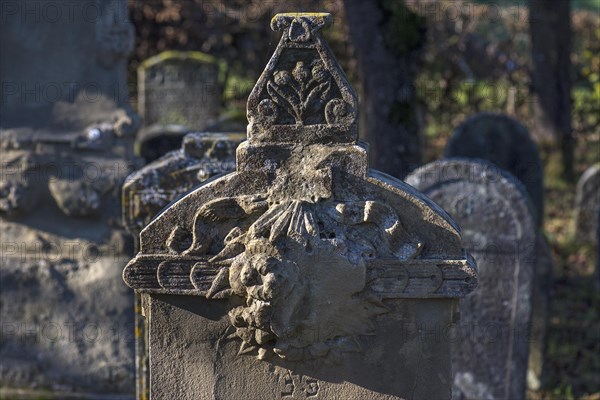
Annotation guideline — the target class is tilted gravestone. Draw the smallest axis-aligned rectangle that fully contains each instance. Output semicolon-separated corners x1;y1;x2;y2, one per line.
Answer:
138;51;221;130
574;164;600;245
123;131;244;398
0;0;138;396
407;159;538;400
123;13;478;399
445;113;544;226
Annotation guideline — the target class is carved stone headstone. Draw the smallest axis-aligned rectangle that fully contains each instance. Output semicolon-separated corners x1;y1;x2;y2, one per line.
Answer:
0;0;137;396
123;13;477;399
407;159;537;400
445;113;544;225
574;164;600;244
138;51;221;130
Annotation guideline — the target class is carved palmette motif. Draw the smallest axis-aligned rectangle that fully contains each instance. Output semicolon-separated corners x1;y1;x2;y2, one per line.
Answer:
123;13;477;362
246;13;358;144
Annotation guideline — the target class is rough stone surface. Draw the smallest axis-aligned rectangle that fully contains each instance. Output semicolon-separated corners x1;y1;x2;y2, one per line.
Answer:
445;113;544;225
574;164;600;244
123;132;245;249
0;0;137;395
124;13;477;399
406;159;537;400
138;51;221;130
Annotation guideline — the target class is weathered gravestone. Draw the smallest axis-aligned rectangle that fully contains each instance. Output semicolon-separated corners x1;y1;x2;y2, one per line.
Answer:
123;131;244;399
445;113;544;225
574;164;600;244
406;159;538;400
0;0;138;396
135;51;227;163
123;13;478;399
123;131;245;249
138;51;221;130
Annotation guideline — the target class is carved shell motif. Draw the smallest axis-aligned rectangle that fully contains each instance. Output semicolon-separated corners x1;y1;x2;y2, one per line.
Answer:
181;190;423;361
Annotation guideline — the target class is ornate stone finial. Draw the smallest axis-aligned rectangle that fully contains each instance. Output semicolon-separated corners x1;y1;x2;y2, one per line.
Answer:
247;13;358;144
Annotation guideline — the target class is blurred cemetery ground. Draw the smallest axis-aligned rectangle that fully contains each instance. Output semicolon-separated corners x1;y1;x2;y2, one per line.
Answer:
125;1;599;399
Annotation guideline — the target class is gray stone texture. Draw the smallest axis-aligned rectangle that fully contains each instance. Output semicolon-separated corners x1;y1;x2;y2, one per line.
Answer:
1;0;138;395
123;13;478;399
445;113;544;225
407;159;537;400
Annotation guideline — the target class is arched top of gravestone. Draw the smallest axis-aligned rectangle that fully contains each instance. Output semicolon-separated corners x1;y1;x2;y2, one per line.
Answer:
124;13;477;363
444;113;544;226
406;158;537;252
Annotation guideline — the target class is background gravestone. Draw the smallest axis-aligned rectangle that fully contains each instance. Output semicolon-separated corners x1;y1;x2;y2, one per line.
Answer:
138;51;221;130
0;0;138;397
135;51;228;162
407;159;537;400
123;13;478;399
123;131;245;249
445;113;544;226
574;164;600;244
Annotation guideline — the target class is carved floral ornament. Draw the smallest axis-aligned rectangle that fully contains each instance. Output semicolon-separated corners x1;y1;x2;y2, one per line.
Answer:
123;13;477;362
246;13;358;144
